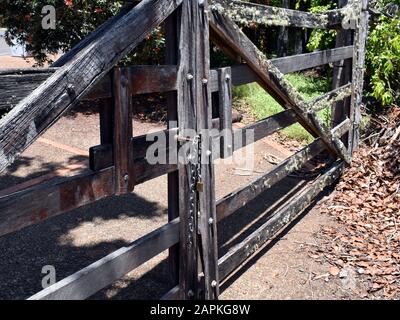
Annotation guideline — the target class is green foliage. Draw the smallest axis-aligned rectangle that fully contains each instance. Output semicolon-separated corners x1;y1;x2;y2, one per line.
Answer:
367;15;400;105
233;72;331;143
306;2;337;51
0;0;122;65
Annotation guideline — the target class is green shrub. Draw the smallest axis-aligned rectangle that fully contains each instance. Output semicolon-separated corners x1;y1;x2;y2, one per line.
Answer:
367;15;400;105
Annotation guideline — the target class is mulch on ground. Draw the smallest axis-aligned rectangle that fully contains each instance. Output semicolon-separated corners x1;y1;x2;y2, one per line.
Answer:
309;106;400;299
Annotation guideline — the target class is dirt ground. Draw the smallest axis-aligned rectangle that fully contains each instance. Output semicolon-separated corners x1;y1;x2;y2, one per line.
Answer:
0;57;365;300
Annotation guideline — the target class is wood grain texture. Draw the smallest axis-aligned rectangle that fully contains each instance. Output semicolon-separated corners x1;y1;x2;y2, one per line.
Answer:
209;10;351;163
112;68;135;195
0;45;353;111
0;0;182;173
218;161;345;280
29;219;180;300
216;139;325;221
308;83;353;113
218;67;233;159
211;0;346;29
349;0;369;153
176;0;199;300
271;46;354;74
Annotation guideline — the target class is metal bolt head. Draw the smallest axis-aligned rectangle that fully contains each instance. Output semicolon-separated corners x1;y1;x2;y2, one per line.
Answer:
124;174;129;182
211;280;217;288
187;73;194;81
208;217;214;225
67;84;75;95
202;78;208;84
188;290;194;297
225;74;231;81
206;150;212;157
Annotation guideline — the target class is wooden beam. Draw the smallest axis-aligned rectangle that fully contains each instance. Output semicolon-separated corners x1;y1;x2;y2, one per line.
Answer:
218;161;345;281
194;0;219;300
271;46;354;74
0;71;55;111
160;286;181;300
165;10;180;288
176;0;199;300
349;0;369;153
0;168;114;238
308;83;353;113
0;110;297;238
0;45;353;111
332;118;352;139
210;0;347;29
112;68;135;195
216;138;325;222
29;219;180;300
234;110;297;150
209;10;351;163
0;0;183;173
218;67;233;159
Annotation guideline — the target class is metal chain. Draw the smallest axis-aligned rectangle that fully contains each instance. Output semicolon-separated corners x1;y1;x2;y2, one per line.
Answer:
187;134;201;246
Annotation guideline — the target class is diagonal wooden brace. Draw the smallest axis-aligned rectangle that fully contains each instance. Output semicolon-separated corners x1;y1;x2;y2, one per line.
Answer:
209;10;351;163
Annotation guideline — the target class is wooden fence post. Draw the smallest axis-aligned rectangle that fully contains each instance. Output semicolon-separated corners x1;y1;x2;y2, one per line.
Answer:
112;67;135;195
349;0;369;153
332;0;352;138
177;0;218;300
218;67;233;159
165;10;180;287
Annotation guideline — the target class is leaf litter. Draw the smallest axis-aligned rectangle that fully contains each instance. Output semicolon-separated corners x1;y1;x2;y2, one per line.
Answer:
309;106;400;299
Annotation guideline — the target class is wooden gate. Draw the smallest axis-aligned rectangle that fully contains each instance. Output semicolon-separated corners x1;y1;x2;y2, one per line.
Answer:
0;0;369;300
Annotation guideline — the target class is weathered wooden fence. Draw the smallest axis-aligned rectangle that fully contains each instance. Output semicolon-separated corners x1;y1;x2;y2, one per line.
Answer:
0;0;369;300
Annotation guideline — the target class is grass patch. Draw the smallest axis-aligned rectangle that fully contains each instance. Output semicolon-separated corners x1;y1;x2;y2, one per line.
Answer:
233;72;332;143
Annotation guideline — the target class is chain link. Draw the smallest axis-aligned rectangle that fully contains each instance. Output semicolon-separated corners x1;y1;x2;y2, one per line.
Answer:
187;134;202;246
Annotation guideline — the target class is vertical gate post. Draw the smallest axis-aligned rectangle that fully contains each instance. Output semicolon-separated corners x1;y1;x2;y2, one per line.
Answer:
349;0;369;153
218;67;233;159
165;10;181;287
332;0;353;137
112;67;135;195
177;0;219;300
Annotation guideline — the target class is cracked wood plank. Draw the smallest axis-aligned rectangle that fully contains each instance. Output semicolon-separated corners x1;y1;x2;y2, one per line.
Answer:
209;10;351;163
0;0;182;173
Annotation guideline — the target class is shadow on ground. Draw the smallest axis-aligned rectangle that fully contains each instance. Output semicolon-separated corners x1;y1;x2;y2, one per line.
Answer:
0;151;323;300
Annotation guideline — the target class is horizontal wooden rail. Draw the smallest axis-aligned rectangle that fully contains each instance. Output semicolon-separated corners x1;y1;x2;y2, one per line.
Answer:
332;118;352;139
0;46;353;111
0;110;295;238
210;9;351;163
216;118;351;221
216;139;325;221
218;161;344;280
29;218;180;300
308;83;353;113
0;159;175;238
0;0;183;173
271;46;354;74
211;0;347;29
162;160;346;300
